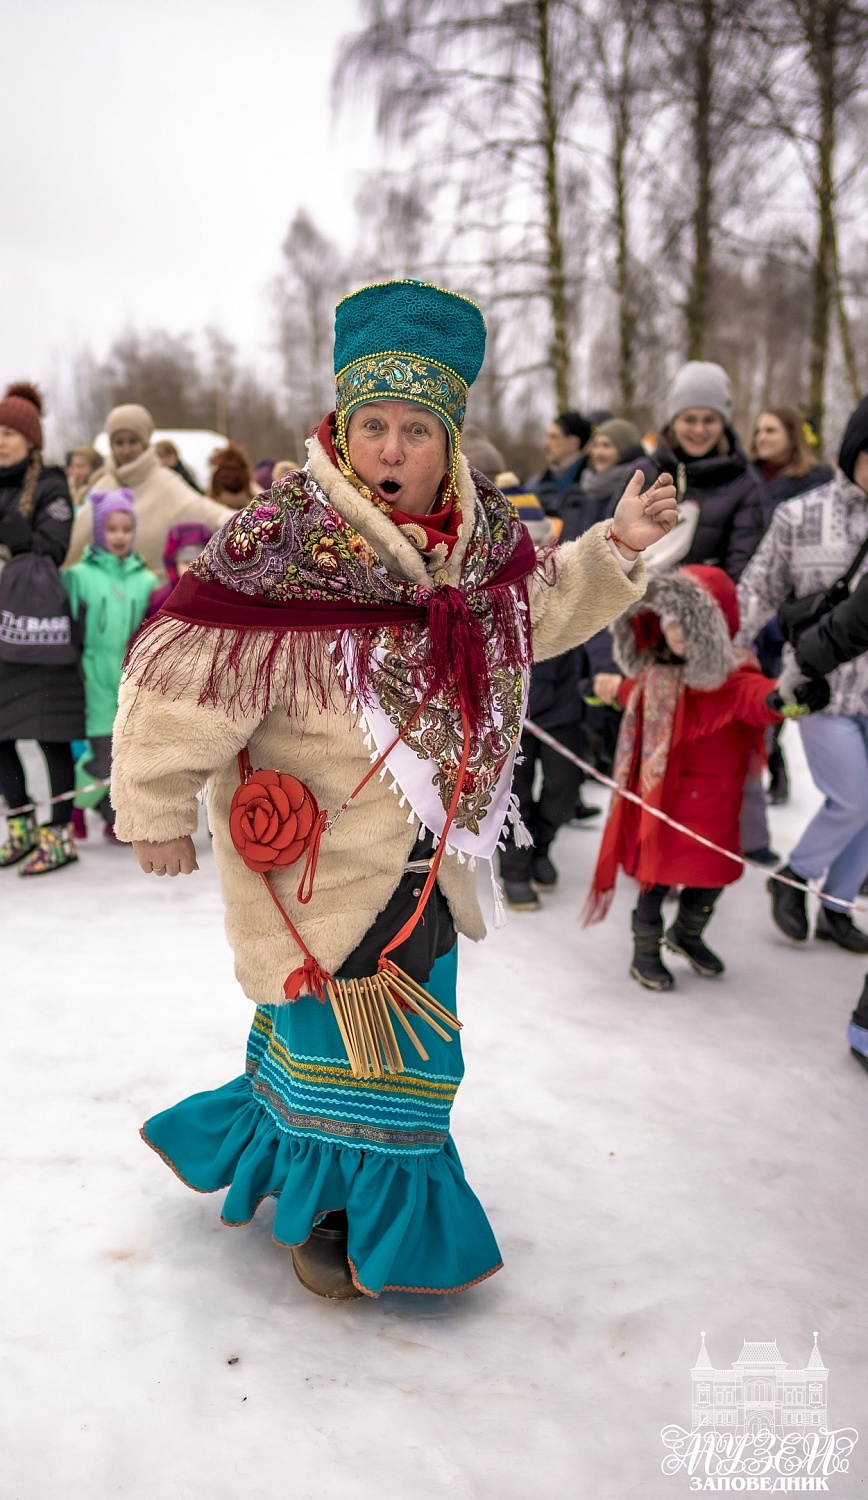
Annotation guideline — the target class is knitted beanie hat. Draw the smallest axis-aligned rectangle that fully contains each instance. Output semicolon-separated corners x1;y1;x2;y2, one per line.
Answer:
460;424;505;479
91;488;136;550
666;362;733;425
0;382;43;449
594;418;644;460
838;396;868;484
105;404;154;446
210;441;252;496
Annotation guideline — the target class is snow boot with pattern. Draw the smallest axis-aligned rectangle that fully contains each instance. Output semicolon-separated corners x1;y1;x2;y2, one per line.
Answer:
0;812;38;868
18;823;78;876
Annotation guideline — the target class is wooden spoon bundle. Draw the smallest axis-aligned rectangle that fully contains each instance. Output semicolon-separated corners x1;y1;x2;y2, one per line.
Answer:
325;960;461;1079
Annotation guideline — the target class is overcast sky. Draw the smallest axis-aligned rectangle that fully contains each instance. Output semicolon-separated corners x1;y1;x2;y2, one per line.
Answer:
4;0;377;403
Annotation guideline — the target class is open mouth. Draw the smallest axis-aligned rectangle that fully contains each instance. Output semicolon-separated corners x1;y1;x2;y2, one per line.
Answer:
376;479;403;501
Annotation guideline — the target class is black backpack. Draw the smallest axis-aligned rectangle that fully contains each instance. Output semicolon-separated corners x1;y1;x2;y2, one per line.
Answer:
0;552;79;665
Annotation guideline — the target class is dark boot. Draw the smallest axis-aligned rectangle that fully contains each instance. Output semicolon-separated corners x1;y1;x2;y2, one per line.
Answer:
665;895;725;977
531;849;558;889
766;744;790;806
290;1211;363;1300
630;917;675;991
815;905;868;954
849;975;868;1074
570;793;601;824
767;864;808;942
504;879;540;911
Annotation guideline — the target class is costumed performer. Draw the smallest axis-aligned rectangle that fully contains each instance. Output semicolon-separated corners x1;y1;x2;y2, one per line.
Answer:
110;280;677;1300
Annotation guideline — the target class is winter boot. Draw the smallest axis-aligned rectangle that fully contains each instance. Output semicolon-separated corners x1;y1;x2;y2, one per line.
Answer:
531;850;558;890
504;879;541;912
630;918;675;991
290;1211;362;1301
766;744;790;806
746;845;781;866
71;807;88;840
665;897;725;977
0;812;38;868
767;864;808;941
849;975;868;1075
18;823;78;877
570;793;601;825
815;904;868;954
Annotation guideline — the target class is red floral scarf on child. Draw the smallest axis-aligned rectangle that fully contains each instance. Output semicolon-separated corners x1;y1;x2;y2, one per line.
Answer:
584;663;684;923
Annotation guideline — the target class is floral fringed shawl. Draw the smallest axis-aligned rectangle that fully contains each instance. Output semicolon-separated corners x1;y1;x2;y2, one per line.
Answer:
123;444;538;837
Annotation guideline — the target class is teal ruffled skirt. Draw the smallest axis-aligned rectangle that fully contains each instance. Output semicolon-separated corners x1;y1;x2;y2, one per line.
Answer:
142;948;502;1295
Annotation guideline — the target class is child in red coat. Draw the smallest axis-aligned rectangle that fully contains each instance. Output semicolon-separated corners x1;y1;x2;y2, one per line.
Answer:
586;565;825;990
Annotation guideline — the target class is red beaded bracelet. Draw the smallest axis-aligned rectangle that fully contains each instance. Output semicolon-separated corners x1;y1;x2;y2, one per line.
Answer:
607;528;645;555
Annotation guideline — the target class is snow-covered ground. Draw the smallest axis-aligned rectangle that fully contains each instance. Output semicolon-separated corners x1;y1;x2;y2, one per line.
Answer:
2;732;866;1499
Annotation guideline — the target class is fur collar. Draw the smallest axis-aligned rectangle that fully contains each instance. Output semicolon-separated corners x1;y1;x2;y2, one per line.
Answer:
305;435;478;587
612;571;736;689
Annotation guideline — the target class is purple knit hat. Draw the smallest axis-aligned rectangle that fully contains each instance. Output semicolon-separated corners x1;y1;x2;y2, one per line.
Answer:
91;488;136;550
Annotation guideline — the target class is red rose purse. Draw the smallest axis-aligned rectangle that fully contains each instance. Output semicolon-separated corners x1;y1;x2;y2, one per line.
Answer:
227;727;468;1081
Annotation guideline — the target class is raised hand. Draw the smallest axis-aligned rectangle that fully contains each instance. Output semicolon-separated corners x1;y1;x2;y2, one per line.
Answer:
610;471;678;557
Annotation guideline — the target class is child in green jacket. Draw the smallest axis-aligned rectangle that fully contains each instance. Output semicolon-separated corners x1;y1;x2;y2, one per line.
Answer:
63;490;158;837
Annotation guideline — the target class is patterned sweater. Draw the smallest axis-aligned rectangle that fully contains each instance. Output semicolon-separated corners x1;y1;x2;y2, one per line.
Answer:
736;473;868;716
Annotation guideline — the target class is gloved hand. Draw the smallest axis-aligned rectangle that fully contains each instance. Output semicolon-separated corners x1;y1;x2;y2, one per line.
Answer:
767;664;830;718
775;656;810;704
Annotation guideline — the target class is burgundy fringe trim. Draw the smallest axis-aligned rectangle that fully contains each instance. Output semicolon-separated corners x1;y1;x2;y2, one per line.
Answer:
123;578;532;727
123;615;360;720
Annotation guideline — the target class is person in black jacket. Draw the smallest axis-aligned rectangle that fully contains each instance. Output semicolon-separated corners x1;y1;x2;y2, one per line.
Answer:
749;406;834;531
525;410;592;526
652;362;765;582
781;537;868;1074
501;410;598;910
0;383;84;874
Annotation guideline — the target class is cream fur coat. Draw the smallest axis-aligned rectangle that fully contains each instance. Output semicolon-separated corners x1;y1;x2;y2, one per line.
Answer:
111;442;645;1003
65;448;232;581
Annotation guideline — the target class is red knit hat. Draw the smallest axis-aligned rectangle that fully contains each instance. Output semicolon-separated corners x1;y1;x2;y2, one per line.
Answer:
0;383;44;450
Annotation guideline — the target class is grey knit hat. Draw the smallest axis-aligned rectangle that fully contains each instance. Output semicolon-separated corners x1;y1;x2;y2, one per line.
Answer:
666;362;732;425
594;418;643;459
460;423;505;480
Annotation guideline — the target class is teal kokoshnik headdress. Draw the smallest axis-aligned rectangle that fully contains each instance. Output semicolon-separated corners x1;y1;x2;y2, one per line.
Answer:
333;279;487;486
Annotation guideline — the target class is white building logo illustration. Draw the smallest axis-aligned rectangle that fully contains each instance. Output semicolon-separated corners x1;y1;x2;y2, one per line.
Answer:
691;1331;827;1439
661;1333;858;1490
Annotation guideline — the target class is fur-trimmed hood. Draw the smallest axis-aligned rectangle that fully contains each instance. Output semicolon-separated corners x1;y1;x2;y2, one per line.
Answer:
612;566;737;689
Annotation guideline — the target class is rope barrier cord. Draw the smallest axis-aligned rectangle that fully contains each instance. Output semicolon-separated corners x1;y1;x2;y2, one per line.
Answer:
1;726;860;916
523;718;862;914
0;779;110;818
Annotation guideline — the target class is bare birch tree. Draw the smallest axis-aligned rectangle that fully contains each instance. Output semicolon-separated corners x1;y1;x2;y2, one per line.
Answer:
337;0;587;410
588;0;657;418
273;209;350;436
649;0;771;361
759;0;868;439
